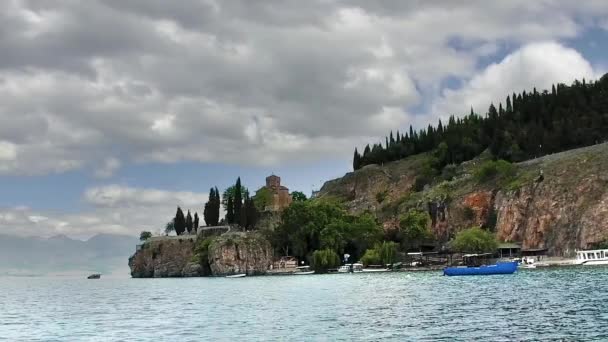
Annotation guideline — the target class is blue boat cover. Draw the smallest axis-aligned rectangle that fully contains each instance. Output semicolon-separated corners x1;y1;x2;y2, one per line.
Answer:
443;261;518;276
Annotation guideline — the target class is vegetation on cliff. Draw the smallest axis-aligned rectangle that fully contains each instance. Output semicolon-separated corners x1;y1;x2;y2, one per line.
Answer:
451;227;498;253
354;74;608;171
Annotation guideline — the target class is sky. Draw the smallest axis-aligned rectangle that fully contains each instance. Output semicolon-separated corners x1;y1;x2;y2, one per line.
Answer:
1;0;608;239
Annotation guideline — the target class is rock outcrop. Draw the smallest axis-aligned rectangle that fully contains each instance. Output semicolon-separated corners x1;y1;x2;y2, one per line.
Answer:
129;232;273;278
317;143;608;256
129;237;200;278
208;232;272;276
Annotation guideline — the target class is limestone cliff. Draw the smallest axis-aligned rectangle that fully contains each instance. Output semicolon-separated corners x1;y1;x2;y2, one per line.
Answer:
317;143;608;257
128;232;272;278
207;232;272;276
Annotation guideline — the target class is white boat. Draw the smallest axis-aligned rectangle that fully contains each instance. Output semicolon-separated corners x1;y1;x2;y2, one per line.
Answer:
338;263;363;273
362;265;390;272
225;273;246;278
293;266;315;275
519;257;537;269
574;249;608;265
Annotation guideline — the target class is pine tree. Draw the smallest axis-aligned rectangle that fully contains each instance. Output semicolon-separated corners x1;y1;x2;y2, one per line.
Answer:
174;207;186;236
234;177;242;225
186;210;193;234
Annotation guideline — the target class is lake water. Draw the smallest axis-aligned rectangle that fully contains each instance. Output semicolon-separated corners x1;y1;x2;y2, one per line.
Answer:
2;266;608;341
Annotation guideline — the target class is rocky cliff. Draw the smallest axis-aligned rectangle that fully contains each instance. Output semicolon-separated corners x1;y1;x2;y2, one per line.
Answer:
317;143;608;256
128;232;273;278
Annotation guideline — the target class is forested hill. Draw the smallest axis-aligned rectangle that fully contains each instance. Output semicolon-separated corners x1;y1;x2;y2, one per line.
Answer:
353;73;608;171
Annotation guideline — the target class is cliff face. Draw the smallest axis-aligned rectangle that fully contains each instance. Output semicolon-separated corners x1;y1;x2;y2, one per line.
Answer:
208;233;272;276
317;143;608;256
128;232;273;278
129;237;202;278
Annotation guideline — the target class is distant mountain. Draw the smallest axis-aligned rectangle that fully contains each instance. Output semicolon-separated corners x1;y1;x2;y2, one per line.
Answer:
0;233;139;276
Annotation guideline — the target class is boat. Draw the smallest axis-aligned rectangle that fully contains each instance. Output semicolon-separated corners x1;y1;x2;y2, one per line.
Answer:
444;261;518;276
574;249;608;265
338;263;364;273
87;274;101;279
293;266;315;275
225;273;246;278
362;265;390;272
519;257;537;269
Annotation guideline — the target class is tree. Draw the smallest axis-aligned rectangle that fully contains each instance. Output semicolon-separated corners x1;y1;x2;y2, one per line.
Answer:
226;196;234;224
139;231;152;241
311;249;340;273
451;227;498;253
253;187;272;211
398;210;432;250
222;185;249;210
204;188;214;226
164;220;175;235
291;191;307;202
234;177;243;225
353;148;361;170
245;197;259;229
193;212;199;233
186;210;193;234
174;207;186;235
212;186;220;225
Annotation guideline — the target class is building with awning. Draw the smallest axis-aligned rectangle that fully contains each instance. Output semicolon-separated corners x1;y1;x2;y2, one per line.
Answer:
497;242;521;258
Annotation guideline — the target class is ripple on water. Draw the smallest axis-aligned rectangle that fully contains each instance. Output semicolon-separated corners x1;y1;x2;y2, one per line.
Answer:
1;267;608;340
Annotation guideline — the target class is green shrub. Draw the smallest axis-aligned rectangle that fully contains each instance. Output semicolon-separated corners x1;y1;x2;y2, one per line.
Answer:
360;248;381;266
311;249;341;273
441;164;458;181
473;160;516;182
451;227;497;253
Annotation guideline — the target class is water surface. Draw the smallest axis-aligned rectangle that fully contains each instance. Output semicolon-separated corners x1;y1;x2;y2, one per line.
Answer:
2;267;608;341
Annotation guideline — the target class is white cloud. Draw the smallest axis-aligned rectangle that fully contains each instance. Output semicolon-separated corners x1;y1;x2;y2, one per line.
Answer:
0;2;607;176
0;185;209;239
94;157;121;178
432;42;598;118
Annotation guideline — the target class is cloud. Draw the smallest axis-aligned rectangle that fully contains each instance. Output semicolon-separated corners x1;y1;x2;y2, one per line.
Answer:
432;42;599;118
0;1;608;175
94;157;121;178
0;185;208;239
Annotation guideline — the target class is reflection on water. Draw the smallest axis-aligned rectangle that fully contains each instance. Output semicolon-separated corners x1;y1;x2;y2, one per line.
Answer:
2;267;608;341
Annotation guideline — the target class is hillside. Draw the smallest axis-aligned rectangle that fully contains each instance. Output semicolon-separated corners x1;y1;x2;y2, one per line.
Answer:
317;143;608;256
0;234;139;276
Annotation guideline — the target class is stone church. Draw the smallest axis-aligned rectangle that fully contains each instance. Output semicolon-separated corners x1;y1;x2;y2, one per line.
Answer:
260;175;292;211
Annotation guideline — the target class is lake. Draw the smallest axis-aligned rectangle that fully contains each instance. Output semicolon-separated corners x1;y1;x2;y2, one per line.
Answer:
2;267;608;341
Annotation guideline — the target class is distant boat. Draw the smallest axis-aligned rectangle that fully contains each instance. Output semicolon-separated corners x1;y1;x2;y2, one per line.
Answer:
444;261;518;276
293;266;315;275
574;249;608;265
362;265;390;272
225;273;246;278
87;274;101;279
338;263;363;273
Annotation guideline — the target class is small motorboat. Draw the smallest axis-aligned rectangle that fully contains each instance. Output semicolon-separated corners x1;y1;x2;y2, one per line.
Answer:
444;261;518;276
293;266;315;275
362;265;390;272
338;263;364;273
225;273;246;278
87;274;101;279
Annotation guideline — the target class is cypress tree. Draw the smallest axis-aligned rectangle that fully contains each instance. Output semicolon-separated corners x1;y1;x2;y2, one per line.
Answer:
193;212;199;233
353;148;361;170
213;186;220;226
234;177;242;225
174;207;186;236
186;210;193;234
204;188;214;226
226;195;234;224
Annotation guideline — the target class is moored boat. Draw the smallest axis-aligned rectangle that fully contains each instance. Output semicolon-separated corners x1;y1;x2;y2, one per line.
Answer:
444;261;518;276
225;273;246;278
87;274;101;279
574;249;608;265
293;266;315;275
362;265;390;272
338;263;363;273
